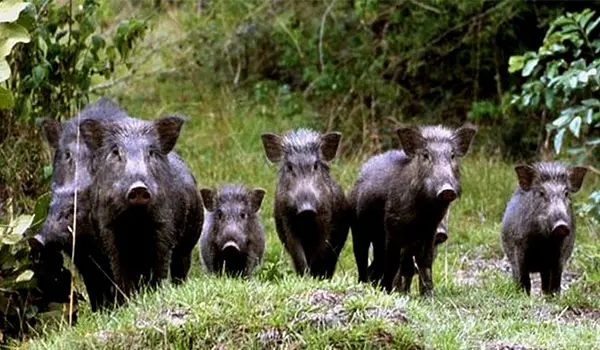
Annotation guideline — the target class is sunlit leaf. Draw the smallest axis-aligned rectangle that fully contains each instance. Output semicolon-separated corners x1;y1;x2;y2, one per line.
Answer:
552;114;571;127
0;1;30;23
578;71;589;83
587;17;600;35
569;116;582;137
0;58;9;82
508;55;525;73
12;214;33;235
0;22;30;58
569;76;578;88
522;58;539;77
1;234;22;245
554;128;566;154
15;270;34;283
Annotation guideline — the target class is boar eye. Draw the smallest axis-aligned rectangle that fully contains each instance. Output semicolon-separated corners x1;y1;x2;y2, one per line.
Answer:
215;209;223;219
111;147;120;159
286;163;293;172
148;149;157;157
450;151;455;160
564;190;569;198
538;189;545;197
422;152;430;161
313;162;319;171
240;212;247;219
64;151;72;161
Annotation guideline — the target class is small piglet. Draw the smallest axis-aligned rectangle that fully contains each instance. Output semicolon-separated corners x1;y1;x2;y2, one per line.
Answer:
501;161;587;295
199;184;266;277
261;128;350;279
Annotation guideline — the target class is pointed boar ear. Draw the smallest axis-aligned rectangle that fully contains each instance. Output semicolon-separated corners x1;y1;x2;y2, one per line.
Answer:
154;115;186;154
396;126;425;157
452;123;477;156
200;188;217;212
261;133;283;163
80;119;106;152
320;132;342;161
567;166;588;193
40;119;62;150
248;188;266;213
514;165;536;191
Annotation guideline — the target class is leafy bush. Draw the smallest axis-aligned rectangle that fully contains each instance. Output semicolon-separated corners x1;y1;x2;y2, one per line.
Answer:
179;0;597;153
509;8;600;220
0;0;148;215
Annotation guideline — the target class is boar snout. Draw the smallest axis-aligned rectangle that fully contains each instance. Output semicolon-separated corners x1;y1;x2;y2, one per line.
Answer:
436;183;457;202
551;220;570;237
127;181;151;206
222;241;241;253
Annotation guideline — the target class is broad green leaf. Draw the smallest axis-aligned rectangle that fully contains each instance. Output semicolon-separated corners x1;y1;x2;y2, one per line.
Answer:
0;1;30;23
586;137;600;146
581;98;600;107
569;116;582;137
12;214;33;235
552;115;571;127
578;70;589;83
0;22;30;58
522;58;539;77
586;108;593;124
508;55;525;73
578;10;595;30
15;270;33;283
554;128;566;154
0;58;9;82
0;85;14;109
569;76;578;88
587;17;600;35
1;233;22;245
32;65;47;87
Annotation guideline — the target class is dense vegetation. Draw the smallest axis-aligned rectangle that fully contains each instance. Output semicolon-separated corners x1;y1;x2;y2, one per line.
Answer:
0;0;598;347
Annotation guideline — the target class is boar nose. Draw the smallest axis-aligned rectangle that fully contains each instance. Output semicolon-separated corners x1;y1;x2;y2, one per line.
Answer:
222;241;241;253
436;184;457;202
126;181;151;206
551;220;570;237
297;202;317;217
28;234;45;249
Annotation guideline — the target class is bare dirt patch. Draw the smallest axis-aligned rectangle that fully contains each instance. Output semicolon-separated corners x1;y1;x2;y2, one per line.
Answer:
555;306;600;324
288;288;409;329
455;255;581;296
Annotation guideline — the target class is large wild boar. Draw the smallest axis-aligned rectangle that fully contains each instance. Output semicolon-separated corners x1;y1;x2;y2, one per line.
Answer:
261;128;350;279
79;114;203;302
501;161;587;295
30;97;127;311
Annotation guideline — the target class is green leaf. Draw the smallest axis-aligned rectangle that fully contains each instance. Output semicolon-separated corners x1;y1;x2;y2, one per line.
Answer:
522;58;539;77
0;1;30;23
12;214;33;235
569;76;578;88
1;233;22;245
508;55;525;73
581;98;600;107
586;137;600;146
32;65;47;87
552;115;571;127
0;22;31;58
554;128;566;154
578;10;595;30
15;270;33;283
586;108;594;124
569;116;582;137
0;58;9;82
0;85;14;109
587;16;600;35
578;70;589;83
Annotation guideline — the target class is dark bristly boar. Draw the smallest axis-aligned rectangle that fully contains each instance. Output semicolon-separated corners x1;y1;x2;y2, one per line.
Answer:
199;184;266;277
79;114;203;301
30;97;127;312
501;161;587;296
261;128;350;279
381;124;477;295
349;149;452;285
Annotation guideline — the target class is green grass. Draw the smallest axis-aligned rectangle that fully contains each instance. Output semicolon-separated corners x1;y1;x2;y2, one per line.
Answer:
18;7;600;350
